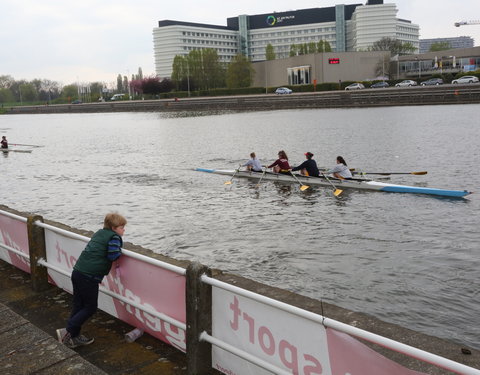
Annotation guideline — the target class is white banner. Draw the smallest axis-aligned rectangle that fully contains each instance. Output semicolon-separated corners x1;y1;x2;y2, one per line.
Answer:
212;286;331;375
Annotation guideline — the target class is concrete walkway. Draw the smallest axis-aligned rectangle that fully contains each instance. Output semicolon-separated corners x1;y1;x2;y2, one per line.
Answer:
0;260;188;375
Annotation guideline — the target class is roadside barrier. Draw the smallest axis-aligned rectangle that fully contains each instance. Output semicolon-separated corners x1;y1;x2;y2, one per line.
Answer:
1;208;479;375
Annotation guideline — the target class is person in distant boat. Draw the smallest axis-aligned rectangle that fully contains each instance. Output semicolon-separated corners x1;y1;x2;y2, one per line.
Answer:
268;150;291;174
1;136;8;149
291;152;319;177
242;152;263;172
326;156;352;179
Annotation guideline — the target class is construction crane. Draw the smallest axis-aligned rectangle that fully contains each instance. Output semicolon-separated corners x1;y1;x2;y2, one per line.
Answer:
454;20;480;27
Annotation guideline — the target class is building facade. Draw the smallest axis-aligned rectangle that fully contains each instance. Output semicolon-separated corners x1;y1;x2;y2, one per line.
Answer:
419;37;474;54
252;51;390;88
153;0;419;78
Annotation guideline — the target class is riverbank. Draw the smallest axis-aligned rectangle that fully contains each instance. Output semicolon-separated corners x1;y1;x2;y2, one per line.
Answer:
3;85;480;115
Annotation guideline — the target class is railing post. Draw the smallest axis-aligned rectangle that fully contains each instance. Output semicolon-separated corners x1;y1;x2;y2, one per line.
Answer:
27;215;50;292
186;262;212;374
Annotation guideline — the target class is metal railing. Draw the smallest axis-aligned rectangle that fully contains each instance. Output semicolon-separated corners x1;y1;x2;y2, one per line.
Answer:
201;274;480;375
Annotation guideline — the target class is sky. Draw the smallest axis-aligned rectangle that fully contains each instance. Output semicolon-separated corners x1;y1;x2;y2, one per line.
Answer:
1;0;479;86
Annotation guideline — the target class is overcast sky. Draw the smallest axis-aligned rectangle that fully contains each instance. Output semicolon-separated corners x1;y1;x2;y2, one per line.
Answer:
1;0;479;86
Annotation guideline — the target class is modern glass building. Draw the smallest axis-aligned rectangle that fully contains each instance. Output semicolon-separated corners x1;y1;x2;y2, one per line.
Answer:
153;0;419;78
419;37;474;54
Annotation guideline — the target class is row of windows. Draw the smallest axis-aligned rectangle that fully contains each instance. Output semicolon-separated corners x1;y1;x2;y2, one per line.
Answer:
183;46;237;54
182;39;236;46
251;35;336;46
182;31;236;39
251;27;336;39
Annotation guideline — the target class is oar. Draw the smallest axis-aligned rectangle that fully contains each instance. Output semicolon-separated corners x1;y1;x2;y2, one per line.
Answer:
353;170;427;176
224;165;241;185
10;143;44;148
255;167;268;188
321;173;343;197
289;171;309;191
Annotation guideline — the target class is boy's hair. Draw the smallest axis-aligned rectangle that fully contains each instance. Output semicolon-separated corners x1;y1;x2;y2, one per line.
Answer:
104;213;127;230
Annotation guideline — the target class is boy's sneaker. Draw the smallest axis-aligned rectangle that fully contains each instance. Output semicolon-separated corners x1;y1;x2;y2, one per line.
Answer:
71;334;95;347
56;328;75;347
56;328;94;348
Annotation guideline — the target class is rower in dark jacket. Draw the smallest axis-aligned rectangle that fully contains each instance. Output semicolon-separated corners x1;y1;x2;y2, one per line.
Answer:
291;152;319;177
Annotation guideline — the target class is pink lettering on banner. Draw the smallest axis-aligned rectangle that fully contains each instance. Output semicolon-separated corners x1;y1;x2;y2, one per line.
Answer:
228;296;324;375
326;328;427;375
0;215;30;273
105;257;187;352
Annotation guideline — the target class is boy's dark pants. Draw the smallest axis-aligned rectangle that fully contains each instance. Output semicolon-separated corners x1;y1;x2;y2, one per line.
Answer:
67;270;100;338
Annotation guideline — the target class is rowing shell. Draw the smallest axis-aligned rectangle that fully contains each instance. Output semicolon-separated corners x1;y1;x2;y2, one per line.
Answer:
195;168;472;198
1;148;33;153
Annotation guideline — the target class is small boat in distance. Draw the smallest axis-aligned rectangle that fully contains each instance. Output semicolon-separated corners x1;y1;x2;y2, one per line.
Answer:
1;148;33;153
195;168;472;198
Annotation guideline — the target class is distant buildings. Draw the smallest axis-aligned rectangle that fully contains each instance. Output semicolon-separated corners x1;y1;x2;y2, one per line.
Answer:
419;37;474;54
153;0;419;78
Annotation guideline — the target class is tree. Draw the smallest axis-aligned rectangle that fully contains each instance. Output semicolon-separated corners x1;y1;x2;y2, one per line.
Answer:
141;77;162;95
226;54;254;88
61;84;79;102
116;74;123;93
171;49;225;91
289;44;298;57
158;78;174;93
429;42;451;52
308;42;317;54
0;88;15;103
266;44;276;60
371;37;415;55
323;41;332;52
0;75;15;89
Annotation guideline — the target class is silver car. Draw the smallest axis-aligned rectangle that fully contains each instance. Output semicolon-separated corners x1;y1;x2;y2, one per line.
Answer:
451;75;479;84
395;80;417;87
345;83;365;90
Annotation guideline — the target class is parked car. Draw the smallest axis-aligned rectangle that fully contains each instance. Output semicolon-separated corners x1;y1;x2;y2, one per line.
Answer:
71;100;82;104
275;87;292;94
395;80;417;87
370;81;390;89
451;75;479;84
344;83;365;90
420;78;443;86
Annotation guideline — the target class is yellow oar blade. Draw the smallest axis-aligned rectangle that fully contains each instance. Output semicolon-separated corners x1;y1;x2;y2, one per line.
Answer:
411;171;428;175
224;181;232;185
300;185;310;191
333;189;343;197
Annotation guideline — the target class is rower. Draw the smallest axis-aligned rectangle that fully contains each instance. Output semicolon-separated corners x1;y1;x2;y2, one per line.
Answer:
326;156;352;179
242;152;263;172
268;150;291;174
1;136;8;149
291;152;319;177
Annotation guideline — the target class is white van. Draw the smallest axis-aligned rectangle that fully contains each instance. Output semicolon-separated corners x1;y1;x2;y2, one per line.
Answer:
110;94;126;101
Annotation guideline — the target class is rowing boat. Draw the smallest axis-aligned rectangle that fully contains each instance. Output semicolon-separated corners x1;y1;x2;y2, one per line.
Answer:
1;148;33;153
195;168;472;198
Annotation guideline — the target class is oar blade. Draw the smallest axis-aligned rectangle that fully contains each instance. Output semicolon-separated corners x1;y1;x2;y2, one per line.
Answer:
333;189;343;197
411;171;428;175
300;185;310;191
224;181;233;185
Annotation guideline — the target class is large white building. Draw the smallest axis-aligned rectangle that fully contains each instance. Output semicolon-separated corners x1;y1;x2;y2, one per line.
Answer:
153;0;419;78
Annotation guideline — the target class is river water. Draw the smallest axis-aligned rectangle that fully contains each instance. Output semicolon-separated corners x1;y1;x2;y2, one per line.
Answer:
1;105;479;349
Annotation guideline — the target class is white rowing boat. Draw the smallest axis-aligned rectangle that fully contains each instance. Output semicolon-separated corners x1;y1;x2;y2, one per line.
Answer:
1;148;33;153
195;168;472;198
